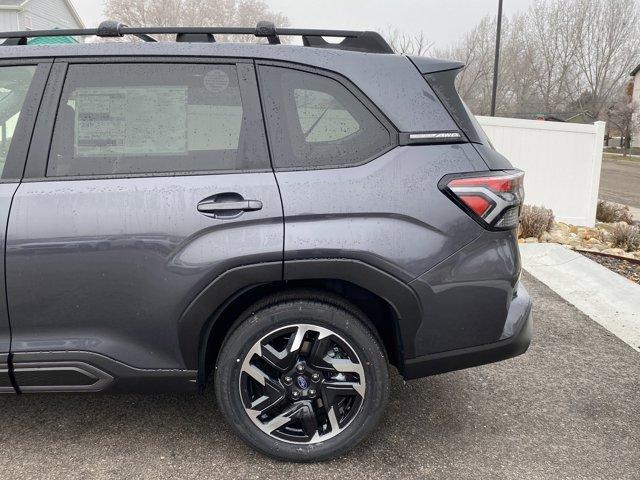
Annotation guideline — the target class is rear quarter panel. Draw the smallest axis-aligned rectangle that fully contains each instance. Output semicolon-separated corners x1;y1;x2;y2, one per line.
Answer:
278;144;484;282
278;144;521;358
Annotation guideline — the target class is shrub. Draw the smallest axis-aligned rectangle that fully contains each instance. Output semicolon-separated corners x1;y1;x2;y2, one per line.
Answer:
519;205;554;239
596;200;633;224
611;223;640;252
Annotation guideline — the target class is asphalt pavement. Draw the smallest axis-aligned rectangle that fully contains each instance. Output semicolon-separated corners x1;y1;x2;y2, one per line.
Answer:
599;157;640;219
0;272;638;479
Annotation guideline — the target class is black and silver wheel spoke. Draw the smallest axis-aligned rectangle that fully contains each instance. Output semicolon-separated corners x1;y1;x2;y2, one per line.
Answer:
247;377;286;413
239;323;366;444
322;381;363;405
307;334;335;370
321;381;364;430
240;344;287;413
300;409;319;440
293;401;319;441
251;402;299;434
259;326;303;371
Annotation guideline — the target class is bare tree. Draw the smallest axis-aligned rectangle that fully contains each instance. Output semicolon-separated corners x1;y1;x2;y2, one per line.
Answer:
572;0;640;118
495;13;540;115
434;16;496;115
605;89;640;155
384;28;433;56
104;0;289;41
524;0;581;112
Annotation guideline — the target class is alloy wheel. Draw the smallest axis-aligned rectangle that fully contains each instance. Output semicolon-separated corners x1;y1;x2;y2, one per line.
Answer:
239;324;366;444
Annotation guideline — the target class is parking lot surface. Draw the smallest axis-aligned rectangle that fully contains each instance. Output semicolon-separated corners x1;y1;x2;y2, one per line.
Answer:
0;272;638;480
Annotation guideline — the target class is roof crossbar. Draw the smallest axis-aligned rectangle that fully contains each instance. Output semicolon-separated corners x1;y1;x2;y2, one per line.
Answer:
0;20;394;53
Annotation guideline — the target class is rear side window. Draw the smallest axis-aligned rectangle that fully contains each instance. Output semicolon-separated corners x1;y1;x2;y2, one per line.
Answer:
0;65;36;176
293;89;360;142
48;63;268;177
258;66;392;170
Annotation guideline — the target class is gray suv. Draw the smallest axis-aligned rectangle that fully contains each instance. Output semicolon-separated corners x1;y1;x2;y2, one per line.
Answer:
0;22;532;462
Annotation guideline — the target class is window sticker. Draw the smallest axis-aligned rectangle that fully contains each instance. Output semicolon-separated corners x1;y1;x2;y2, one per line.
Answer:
203;69;230;93
74;87;188;157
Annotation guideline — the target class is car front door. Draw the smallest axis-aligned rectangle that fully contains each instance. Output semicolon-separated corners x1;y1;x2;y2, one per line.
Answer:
5;59;283;391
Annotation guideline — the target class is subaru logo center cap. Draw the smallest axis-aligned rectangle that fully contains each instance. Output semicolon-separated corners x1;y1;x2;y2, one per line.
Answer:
296;376;309;389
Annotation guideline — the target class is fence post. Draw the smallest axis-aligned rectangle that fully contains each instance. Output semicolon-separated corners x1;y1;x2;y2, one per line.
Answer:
587;121;606;226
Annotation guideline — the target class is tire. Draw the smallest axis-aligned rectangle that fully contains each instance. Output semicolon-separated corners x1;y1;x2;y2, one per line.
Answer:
214;290;390;462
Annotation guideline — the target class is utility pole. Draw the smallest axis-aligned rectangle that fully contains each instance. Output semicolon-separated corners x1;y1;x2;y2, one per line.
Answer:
490;0;503;116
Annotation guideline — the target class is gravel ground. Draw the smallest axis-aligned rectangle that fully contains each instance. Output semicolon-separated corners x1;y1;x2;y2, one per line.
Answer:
580;251;640;284
0;272;638;480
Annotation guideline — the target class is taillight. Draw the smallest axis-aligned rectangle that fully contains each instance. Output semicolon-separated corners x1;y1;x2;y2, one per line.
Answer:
440;170;524;230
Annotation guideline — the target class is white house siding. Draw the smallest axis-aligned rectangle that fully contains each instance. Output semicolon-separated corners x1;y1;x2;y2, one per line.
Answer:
19;0;82;30
0;10;19;31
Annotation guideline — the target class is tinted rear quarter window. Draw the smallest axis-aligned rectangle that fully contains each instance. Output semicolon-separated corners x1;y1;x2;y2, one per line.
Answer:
258;66;392;170
48;63;268;177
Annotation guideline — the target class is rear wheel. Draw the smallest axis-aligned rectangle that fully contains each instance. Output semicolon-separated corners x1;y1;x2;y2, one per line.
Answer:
214;292;389;462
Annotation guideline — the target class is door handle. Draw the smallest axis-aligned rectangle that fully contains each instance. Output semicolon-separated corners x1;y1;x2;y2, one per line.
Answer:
197;199;263;214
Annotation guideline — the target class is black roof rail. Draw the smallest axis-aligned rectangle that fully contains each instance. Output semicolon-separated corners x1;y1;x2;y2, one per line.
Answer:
302;32;393;54
0;20;394;54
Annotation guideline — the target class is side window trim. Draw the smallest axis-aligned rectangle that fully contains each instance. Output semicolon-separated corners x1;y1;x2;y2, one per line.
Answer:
0;60;53;182
255;59;398;172
236;62;271;170
22;57;270;182
23;61;67;180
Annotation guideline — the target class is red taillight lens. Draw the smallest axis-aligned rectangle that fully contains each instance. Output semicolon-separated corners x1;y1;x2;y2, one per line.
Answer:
447;176;516;193
460;195;491;216
442;170;524;230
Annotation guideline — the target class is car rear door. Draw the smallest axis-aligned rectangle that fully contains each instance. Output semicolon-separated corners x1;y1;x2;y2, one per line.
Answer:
0;60;50;392
5;58;283;391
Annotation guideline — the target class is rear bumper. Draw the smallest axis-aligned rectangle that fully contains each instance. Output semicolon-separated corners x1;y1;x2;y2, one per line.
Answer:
402;283;532;380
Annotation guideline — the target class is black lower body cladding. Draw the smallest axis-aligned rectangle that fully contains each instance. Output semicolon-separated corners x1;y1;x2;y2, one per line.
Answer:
403;284;532;379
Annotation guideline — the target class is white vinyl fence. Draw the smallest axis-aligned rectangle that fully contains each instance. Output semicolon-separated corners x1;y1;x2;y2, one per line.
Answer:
476;116;606;227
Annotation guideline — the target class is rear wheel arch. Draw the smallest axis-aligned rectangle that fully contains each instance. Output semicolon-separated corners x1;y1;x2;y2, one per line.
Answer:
180;260;422;388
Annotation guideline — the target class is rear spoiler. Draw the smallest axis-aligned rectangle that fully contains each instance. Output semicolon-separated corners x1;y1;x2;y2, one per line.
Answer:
408;56;464;74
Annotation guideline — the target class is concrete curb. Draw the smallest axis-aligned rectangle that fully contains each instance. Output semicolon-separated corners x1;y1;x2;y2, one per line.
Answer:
520;243;640;352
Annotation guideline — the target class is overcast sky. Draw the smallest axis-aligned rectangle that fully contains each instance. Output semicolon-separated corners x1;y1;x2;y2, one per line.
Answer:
71;0;537;48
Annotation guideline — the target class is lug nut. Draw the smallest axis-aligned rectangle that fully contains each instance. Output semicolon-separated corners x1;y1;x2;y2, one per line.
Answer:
308;389;316;397
296;364;305;373
284;376;292;384
291;390;300;399
311;373;320;381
